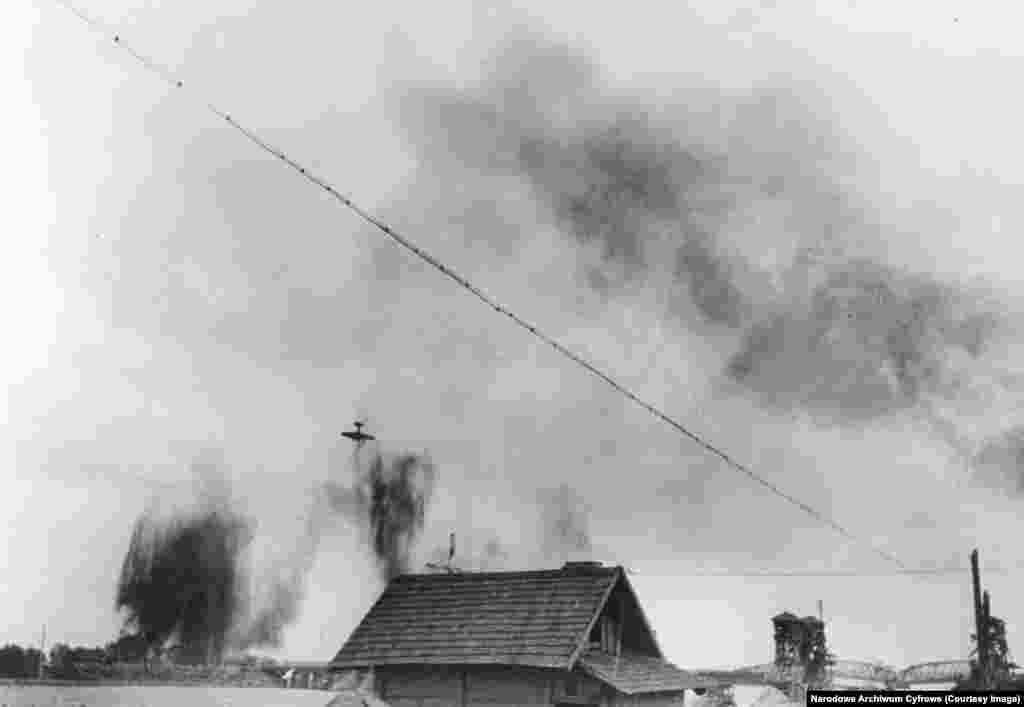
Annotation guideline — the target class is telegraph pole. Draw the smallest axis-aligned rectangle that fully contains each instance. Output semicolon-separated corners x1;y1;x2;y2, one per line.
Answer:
971;549;989;688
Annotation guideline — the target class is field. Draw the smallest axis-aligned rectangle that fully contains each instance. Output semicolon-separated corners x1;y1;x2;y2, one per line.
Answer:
0;685;342;707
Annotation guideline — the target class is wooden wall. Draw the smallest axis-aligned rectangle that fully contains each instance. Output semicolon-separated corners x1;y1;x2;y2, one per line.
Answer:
376;665;457;706
600;694;687;707
375;664;613;707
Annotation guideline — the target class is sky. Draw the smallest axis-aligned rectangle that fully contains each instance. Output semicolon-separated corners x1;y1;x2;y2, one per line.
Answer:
7;0;1024;674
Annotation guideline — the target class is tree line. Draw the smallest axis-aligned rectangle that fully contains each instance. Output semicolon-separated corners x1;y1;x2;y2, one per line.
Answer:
0;633;284;680
0;633;150;679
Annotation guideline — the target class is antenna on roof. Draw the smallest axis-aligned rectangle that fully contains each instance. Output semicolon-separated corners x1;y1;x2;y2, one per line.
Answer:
426;532;461;574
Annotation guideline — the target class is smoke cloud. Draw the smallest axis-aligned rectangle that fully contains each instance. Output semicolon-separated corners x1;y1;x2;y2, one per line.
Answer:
538;483;593;563
727;259;1005;421
115;461;249;664
232;447;435;650
393;30;1012;429
115;445;436;662
322;449;437;582
972;427;1024;498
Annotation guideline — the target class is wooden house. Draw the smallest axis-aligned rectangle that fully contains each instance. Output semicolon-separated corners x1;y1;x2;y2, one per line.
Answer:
330;561;720;706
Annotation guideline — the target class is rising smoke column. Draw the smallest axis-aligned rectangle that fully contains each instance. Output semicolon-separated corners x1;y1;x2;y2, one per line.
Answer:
233;447;438;649
538;483;592;563
420;484;593;573
230;510;321;653
116;471;250;664
323;450;437;581
117;446;439;659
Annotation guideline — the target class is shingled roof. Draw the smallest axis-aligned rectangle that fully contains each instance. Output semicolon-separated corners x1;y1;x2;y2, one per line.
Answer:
578;649;722;694
331;562;623;670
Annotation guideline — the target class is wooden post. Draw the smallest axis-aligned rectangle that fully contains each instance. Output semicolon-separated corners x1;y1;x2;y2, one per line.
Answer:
971;549;988;687
983;591;993;683
460;669;468;707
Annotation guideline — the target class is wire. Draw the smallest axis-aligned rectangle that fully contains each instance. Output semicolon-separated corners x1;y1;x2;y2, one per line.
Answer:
51;0;907;569
666;567;1024;577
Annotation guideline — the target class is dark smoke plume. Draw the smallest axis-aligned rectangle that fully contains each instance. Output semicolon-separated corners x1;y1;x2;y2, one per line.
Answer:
234;447;437;646
727;259;1004;421
323;450;436;581
394;30;1010;425
116;446;437;661
538;484;592;563
115;471;250;664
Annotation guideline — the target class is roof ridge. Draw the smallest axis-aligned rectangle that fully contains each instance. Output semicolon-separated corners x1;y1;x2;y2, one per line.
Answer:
393;565;621;580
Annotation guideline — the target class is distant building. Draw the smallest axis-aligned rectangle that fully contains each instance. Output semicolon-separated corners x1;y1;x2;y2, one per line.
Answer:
330;561;722;706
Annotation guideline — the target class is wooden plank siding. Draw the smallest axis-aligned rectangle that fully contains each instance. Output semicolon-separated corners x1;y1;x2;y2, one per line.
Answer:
377;665;461;706
376;665;612;706
465;667;550;704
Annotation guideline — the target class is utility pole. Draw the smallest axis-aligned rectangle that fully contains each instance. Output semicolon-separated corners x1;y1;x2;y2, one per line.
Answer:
39;625;46;678
971;549;989;688
983;591;996;684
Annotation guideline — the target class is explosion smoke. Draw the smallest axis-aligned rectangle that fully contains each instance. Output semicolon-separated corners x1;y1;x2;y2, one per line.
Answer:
395;31;1010;427
115;470;250;664
210;448;436;651
323;450;436;582
538;483;592;563
116;446;438;661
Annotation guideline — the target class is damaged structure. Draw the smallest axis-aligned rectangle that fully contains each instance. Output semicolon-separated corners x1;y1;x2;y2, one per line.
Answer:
772;612;831;687
330;561;721;706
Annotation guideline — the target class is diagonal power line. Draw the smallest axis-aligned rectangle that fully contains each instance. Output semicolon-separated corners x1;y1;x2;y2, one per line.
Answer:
669;567;1023;578
51;0;906;569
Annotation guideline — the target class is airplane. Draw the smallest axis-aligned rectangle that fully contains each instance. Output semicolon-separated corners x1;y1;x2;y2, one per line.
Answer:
341;421;375;445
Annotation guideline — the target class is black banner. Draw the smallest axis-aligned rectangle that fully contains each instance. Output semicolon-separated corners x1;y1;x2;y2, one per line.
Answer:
806;691;1024;705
